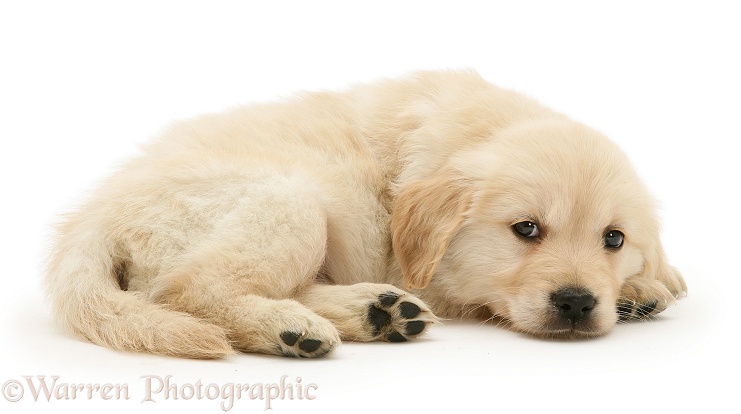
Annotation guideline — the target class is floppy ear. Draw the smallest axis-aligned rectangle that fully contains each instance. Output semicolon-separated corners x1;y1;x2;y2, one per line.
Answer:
391;170;474;290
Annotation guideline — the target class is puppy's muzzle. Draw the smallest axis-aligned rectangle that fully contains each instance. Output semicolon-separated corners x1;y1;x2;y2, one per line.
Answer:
551;287;596;324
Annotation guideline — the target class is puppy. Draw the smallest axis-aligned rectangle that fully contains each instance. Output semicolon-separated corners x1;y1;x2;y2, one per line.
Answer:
45;70;686;358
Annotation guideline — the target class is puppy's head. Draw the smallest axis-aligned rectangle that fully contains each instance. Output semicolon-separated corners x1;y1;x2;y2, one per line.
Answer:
392;120;677;337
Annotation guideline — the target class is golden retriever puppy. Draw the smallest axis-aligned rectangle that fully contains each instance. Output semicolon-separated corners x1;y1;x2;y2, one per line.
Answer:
45;70;686;358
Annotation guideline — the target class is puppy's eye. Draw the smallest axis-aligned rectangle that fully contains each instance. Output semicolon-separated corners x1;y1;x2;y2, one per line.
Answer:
513;221;540;238
604;230;624;249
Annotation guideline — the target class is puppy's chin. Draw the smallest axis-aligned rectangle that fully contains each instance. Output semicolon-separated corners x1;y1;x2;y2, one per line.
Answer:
521;324;610;340
491;304;616;339
510;321;612;340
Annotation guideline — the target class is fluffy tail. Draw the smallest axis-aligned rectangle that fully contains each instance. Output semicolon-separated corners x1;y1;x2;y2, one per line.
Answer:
44;223;233;359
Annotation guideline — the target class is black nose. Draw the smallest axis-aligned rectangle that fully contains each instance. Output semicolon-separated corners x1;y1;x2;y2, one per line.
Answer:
552;288;596;324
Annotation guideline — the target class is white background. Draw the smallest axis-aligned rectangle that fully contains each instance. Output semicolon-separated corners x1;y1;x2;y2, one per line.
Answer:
1;1;739;413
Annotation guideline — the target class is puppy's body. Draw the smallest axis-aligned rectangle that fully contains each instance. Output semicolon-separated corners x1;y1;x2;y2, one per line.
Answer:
46;71;686;358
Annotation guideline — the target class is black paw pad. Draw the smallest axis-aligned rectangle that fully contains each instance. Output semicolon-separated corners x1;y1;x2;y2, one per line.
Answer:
368;304;392;335
635;300;658;317
298;339;322;353
399;301;421;319
378;291;401;307
365;290;432;342
387;331;407;343
616;301;634;321
280;331;301;347
404;320;426;336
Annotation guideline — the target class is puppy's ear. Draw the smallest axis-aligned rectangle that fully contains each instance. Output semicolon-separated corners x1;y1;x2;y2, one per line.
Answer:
391;170;474;290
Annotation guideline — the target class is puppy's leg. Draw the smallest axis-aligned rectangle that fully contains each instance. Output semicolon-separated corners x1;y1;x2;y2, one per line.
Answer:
295;283;439;342
156;278;340;357
151;175;340;357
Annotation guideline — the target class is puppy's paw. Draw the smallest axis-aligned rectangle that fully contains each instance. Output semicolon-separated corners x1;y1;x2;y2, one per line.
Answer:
274;311;340;358
231;300;340;358
365;287;438;342
617;277;676;321
277;327;337;358
296;283;439;343
658;265;687;298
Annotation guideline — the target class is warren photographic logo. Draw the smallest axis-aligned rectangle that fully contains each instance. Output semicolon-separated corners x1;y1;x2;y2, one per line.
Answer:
2;375;316;411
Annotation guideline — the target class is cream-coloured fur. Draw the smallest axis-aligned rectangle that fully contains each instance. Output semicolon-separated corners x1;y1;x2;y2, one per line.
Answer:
45;70;686;358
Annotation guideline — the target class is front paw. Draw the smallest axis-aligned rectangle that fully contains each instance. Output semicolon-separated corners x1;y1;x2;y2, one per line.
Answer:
617;277;678;321
658;265;687;298
366;289;438;342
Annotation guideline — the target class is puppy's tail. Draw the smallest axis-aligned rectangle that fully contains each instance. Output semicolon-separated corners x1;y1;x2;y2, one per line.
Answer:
44;222;233;359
